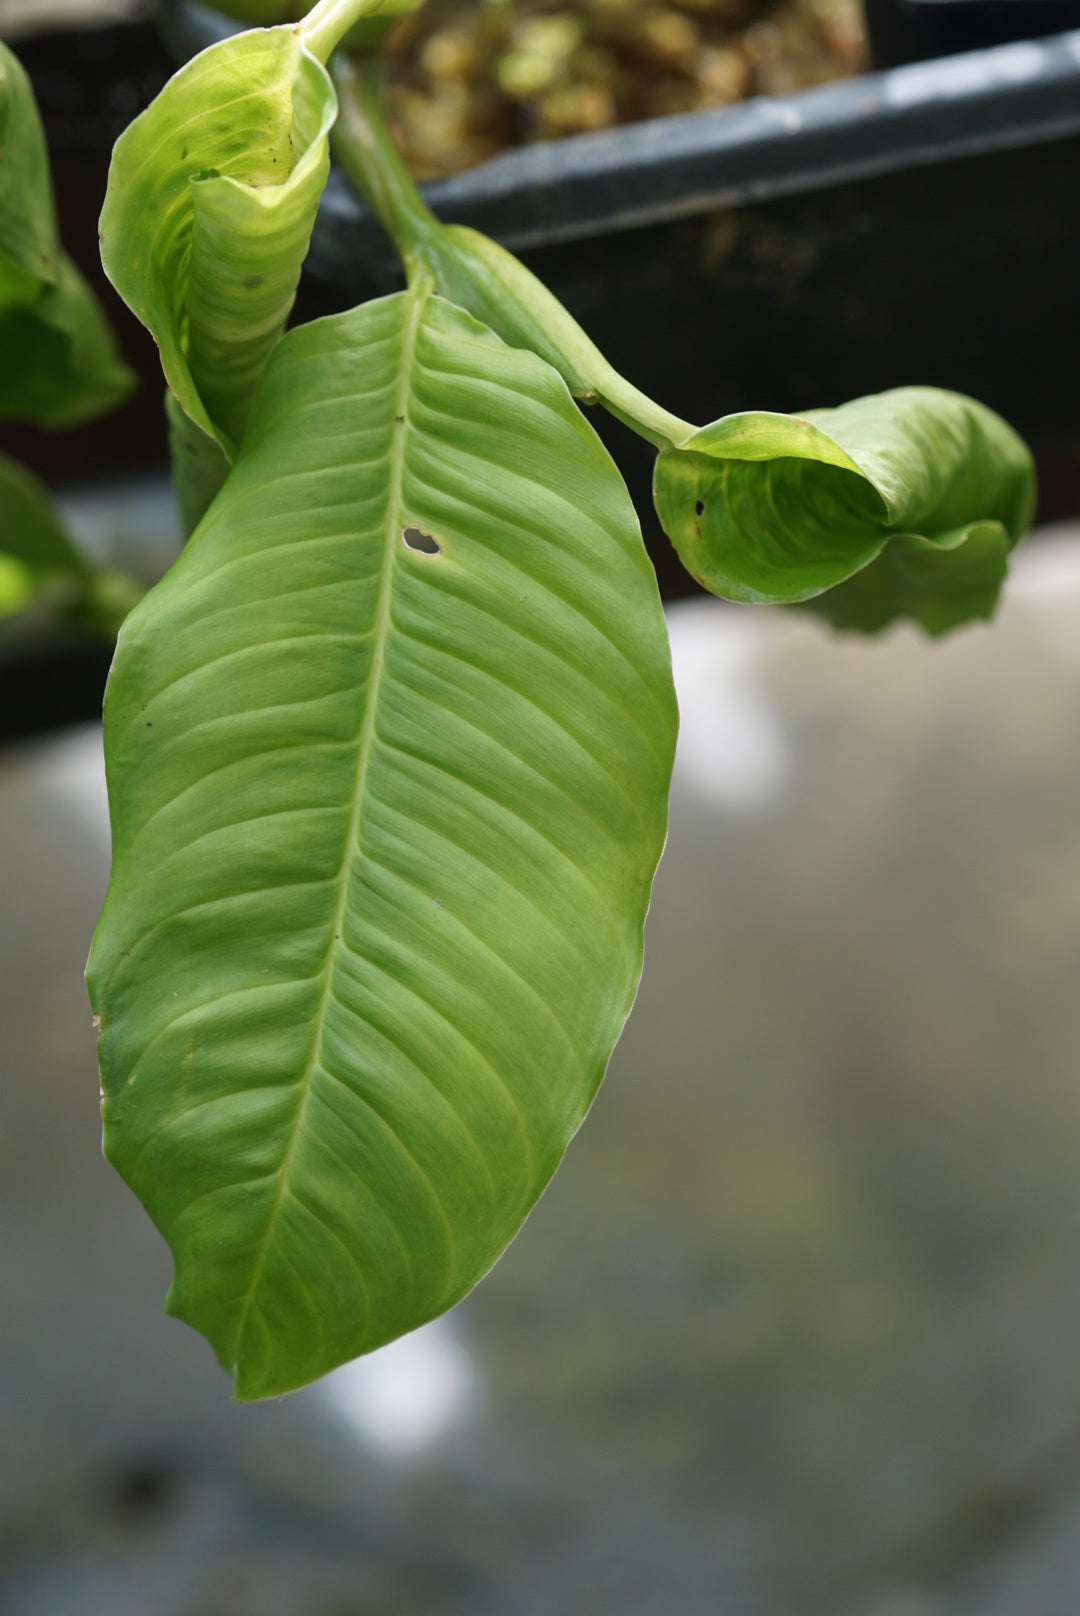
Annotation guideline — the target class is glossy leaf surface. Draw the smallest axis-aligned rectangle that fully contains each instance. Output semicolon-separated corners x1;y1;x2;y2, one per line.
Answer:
99;26;336;455
88;289;677;1400
653;388;1034;629
0;42;134;425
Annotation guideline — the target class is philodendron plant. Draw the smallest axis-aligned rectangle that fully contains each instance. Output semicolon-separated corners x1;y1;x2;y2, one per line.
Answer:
73;0;1034;1399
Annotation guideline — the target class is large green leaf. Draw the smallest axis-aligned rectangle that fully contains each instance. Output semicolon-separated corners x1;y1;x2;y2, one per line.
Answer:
0;42;135;425
653;388;1035;630
87;287;677;1400
99;25;336;457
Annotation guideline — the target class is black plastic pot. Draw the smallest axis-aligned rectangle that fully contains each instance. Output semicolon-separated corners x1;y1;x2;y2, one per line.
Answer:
173;3;1080;267
866;0;1080;67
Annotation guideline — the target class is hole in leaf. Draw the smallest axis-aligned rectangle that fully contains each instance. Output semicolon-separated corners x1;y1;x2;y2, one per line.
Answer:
402;527;441;556
695;500;705;516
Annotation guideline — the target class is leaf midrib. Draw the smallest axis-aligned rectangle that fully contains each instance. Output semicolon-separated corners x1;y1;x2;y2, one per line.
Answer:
227;284;428;1370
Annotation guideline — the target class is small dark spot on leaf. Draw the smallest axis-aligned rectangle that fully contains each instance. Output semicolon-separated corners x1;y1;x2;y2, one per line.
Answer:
394;414;405;424
403;527;441;556
146;721;152;728
695;500;704;516
243;273;264;289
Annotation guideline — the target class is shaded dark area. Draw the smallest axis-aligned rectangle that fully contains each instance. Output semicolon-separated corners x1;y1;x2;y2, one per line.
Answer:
0;629;114;744
866;0;1080;67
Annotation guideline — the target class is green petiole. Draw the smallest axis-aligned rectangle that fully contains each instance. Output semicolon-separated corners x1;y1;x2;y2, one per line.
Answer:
298;0;407;63
331;54;698;452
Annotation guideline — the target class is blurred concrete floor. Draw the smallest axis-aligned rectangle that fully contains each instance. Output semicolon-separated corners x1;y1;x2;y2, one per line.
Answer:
4;525;1080;1616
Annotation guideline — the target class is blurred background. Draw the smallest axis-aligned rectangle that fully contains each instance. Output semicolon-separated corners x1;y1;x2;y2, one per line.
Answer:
3;1;1080;1611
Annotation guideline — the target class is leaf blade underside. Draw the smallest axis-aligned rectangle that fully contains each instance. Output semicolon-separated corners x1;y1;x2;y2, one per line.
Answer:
88;290;677;1401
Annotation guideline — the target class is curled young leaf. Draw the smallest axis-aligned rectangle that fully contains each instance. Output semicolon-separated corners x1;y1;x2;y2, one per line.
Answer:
0;42;135;425
653;387;1035;631
87;287;677;1400
99;26;337;457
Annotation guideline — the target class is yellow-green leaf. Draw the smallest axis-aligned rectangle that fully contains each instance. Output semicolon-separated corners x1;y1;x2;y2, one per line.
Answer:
88;289;677;1399
654;387;1035;633
99;26;336;457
